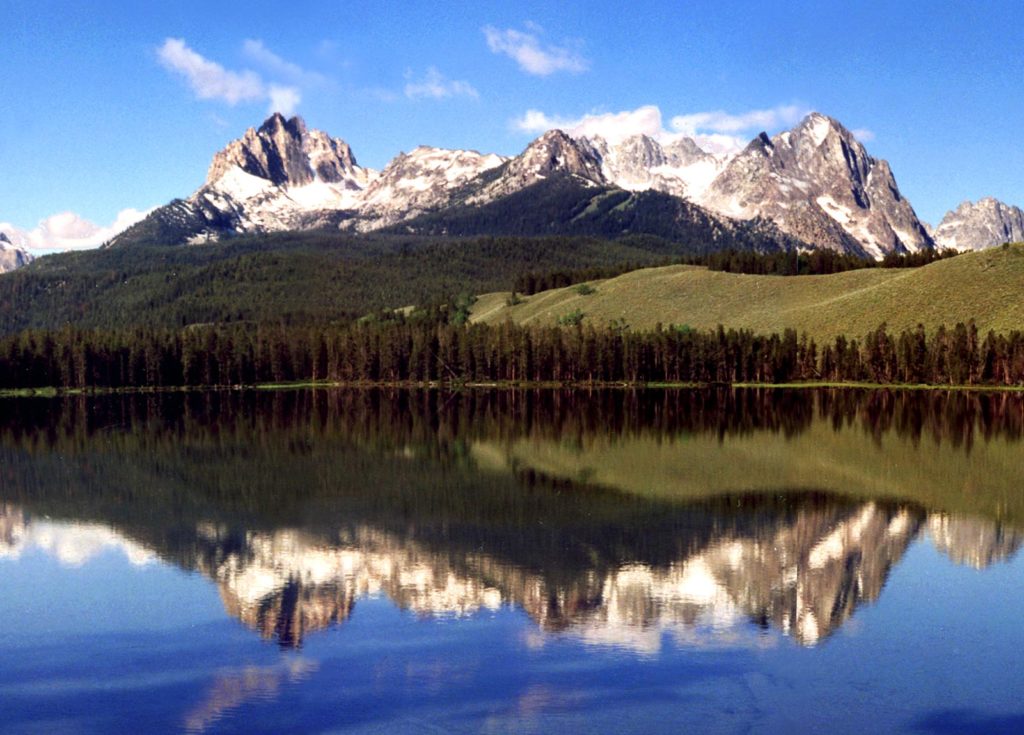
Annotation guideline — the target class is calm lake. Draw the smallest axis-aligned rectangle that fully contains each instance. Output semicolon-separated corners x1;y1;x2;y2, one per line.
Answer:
2;388;1024;734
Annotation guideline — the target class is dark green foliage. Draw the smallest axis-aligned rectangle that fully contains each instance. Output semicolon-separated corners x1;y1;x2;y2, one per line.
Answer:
557;309;585;327
703;247;961;276
1;318;1020;391
0;232;711;334
511;247;960;295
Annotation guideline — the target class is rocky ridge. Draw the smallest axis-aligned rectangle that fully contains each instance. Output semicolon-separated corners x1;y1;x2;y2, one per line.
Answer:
0;232;33;274
110;112;955;258
932;197;1024;251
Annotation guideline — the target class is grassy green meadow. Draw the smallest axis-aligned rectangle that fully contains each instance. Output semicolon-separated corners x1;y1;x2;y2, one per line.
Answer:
472;243;1024;342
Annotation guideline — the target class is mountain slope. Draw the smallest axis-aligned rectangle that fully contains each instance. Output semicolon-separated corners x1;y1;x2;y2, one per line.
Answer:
933;198;1024;251
389;174;808;251
471;243;1024;341
0;231;719;333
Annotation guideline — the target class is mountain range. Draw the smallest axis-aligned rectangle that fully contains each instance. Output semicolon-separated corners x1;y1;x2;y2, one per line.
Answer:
2;112;1021;276
105;112;1021;259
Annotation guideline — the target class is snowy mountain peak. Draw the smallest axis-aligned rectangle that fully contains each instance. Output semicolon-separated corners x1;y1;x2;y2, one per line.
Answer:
933;197;1024;251
0;231;33;273
698;112;932;258
799;112;841;147
206;113;369;191
580;132;725;199
517;129;605;180
468;129;606;204
357;145;507;229
111;111;941;259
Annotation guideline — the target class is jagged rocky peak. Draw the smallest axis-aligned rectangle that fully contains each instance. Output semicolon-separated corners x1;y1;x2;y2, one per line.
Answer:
514;129;605;181
357;145;506;229
580;132;726;200
206;112;366;189
609;134;667;168
932;197;1024;251
468;129;606;204
0;231;33;273
699;112;934;258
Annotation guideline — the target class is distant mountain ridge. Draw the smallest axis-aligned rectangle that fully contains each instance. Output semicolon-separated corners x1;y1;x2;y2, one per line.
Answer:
932;197;1024;251
110;111;956;257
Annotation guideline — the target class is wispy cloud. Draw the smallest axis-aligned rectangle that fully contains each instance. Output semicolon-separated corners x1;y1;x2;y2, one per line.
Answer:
513;106;664;143
483;24;588;76
513;103;814;155
0;208;151;253
851;128;876;142
242;39;327;87
157;38;302;115
670;105;810;136
404;67;479;100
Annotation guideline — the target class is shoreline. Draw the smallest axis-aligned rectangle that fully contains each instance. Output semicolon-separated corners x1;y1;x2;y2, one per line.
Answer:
4;379;1024;399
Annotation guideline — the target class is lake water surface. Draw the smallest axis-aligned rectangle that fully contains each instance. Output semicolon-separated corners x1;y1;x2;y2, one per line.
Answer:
2;388;1024;734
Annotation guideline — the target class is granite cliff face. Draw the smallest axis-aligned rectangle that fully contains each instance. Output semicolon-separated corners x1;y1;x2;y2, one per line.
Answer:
697;114;933;258
584;133;724;200
932;198;1024;251
0;232;33;273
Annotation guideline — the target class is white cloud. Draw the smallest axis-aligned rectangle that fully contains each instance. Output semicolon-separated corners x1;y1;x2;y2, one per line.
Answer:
513;105;664;144
0;516;155;568
512;103;814;156
670;104;810;136
158;38;264;105
0;208;152;253
404;67;479;100
851;128;876;142
268;85;301;116
158;38;302;115
242;39;327;87
483;25;588;76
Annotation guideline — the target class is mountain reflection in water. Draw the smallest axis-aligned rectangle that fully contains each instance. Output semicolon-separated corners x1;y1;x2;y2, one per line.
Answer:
1;501;1020;650
2;386;1022;652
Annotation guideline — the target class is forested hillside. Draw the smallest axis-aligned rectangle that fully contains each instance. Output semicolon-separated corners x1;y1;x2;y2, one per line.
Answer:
0;232;699;333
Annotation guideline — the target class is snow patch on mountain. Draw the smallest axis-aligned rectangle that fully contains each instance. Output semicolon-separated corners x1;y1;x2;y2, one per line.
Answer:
112;111;935;259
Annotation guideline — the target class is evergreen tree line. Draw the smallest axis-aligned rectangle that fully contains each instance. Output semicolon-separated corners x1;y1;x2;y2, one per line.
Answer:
2;319;1024;390
512;248;963;294
703;246;961;276
6;386;1020;459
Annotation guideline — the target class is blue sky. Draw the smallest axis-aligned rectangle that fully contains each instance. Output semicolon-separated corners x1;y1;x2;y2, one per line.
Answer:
2;0;1022;250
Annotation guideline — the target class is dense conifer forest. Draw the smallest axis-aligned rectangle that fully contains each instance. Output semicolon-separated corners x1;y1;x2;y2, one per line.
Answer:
0;233;705;333
1;315;1020;390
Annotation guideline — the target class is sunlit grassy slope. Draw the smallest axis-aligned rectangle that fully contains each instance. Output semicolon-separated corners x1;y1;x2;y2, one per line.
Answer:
471;244;1024;342
472;421;1024;527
